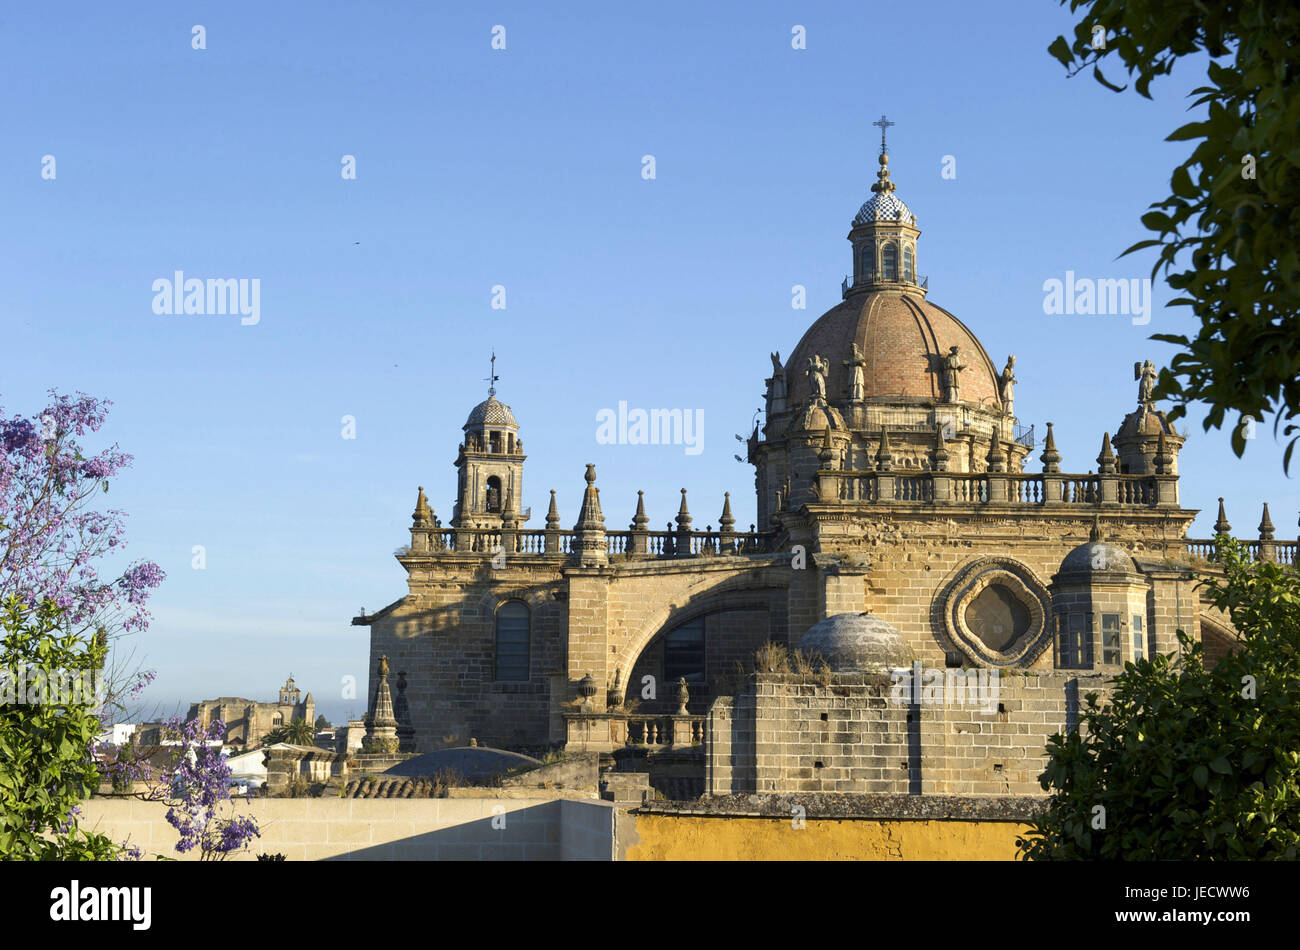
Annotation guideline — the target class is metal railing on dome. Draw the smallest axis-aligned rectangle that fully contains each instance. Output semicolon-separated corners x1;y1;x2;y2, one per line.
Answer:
841;274;928;296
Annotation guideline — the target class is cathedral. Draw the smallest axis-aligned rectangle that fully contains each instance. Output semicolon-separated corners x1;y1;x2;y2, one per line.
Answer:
353;137;1292;797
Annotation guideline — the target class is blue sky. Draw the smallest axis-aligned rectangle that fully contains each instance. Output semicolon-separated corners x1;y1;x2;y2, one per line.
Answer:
3;1;1294;725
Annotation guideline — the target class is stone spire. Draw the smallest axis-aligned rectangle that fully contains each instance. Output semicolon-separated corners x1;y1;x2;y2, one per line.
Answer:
631;490;649;530
675;489;692;529
674;489;693;557
875;429;894;473
1258;502;1276;541
543;489;562;554
412;486;433;527
1089;514;1103;543
571;464;608;567
501;487;517;527
818;427;838;469
985;435;1006;474
1040;422;1061;474
1097;432;1117;475
1213;497;1232;534
575;465;604;529
362;655;399;753
932;423;950;472
1153;429;1172;475
719;492;736;554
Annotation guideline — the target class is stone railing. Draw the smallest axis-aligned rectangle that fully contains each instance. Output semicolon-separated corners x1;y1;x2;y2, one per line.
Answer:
625;715;705;749
1184;539;1295;565
563;711;707;753
406;527;772;559
813;470;1175;509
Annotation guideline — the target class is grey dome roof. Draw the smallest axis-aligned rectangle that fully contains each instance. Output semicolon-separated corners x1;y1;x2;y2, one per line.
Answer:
464;395;518;430
1059;541;1136;575
853;191;912;225
798;612;914;671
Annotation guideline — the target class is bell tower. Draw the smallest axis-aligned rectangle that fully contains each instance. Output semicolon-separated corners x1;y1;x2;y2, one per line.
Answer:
453;354;527;530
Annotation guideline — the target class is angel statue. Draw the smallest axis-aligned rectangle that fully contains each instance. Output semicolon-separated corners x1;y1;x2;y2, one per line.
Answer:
806;354;829;404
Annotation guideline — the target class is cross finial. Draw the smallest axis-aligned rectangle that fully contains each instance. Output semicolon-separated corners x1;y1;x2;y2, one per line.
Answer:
872;114;895;155
485;351;499;397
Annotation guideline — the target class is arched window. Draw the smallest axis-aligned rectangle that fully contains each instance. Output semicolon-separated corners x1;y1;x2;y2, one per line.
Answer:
485;476;503;513
664;617;706;685
903;245;915;282
495;601;530;681
856;243;873;282
882;243;898;281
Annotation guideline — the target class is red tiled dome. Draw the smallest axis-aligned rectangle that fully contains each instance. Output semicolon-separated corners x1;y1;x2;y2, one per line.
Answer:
785;289;1002;410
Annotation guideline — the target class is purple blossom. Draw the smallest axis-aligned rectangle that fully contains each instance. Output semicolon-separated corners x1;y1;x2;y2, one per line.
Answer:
148;716;260;859
0;390;165;661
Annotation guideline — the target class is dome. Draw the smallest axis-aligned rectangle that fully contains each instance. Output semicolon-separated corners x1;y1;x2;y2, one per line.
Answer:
1059;540;1137;576
793;402;845;433
798;612;914;671
464;395;518;430
853;190;912;225
785;291;1003;409
1116;406;1178;440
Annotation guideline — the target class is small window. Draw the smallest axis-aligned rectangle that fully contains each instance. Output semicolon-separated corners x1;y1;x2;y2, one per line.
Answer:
664;618;706;685
903;245;915;282
1101;613;1122;666
1132;614;1145;661
495;601;530;681
1058;611;1092;669
882;243;898;281
485;475;503;513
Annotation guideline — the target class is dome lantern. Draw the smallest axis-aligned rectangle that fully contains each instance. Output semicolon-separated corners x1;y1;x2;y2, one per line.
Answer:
844;116;924;297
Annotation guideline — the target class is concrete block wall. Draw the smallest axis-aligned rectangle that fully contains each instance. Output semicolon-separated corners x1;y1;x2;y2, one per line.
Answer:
78;796;621;861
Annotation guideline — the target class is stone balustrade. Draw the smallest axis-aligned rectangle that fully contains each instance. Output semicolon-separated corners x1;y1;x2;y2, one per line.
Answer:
817;470;1177;510
563;712;707;753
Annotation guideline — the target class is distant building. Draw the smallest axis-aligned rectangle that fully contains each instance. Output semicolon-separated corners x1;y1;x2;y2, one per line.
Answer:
187;675;315;749
96;722;138;747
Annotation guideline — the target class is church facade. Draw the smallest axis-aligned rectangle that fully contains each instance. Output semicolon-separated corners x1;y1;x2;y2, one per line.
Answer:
187;675;315;749
353;145;1293;794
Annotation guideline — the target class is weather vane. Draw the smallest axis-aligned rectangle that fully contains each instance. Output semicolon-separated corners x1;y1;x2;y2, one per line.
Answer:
872;114;895;155
485;351;499;397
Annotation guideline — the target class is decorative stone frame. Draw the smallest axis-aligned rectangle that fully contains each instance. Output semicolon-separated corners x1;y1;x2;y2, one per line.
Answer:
936;557;1052;667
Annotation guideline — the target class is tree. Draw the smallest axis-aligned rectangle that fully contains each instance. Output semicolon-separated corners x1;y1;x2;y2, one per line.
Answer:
262;716;316;747
0;390;250;860
1018;537;1300;859
1049;2;1300;469
0;390;164;704
148;717;259;859
314;714;331;730
0;597;134;859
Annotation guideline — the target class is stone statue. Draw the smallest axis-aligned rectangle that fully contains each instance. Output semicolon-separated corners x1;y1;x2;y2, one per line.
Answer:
806;354;829;404
999;354;1017;416
843;343;866;403
943;345;966;403
767;351;787;414
377;654;390;677
1135;359;1157;407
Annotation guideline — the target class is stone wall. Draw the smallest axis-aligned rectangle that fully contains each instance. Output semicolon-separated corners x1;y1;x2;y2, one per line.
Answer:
78;796;622;861
707;670;1112;797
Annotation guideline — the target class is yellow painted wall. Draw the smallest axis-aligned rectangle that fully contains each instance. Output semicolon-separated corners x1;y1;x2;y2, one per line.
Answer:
623;815;1031;861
